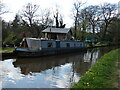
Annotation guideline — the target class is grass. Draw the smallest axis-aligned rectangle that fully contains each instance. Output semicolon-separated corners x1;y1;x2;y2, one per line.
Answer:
86;42;109;48
71;48;120;89
0;47;15;53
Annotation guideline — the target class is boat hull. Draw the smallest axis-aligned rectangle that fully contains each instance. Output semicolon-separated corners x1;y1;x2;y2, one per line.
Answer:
15;47;86;58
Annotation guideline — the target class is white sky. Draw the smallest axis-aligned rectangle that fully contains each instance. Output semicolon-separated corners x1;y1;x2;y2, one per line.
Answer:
1;0;120;28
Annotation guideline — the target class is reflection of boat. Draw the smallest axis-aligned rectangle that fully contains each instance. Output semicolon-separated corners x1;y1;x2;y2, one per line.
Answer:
13;52;91;75
15;38;86;57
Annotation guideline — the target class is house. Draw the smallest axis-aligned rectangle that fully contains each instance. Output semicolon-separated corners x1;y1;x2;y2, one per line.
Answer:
42;27;73;40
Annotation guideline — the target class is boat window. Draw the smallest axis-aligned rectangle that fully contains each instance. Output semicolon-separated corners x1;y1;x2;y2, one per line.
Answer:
74;43;76;47
80;43;82;47
48;43;53;48
66;43;70;47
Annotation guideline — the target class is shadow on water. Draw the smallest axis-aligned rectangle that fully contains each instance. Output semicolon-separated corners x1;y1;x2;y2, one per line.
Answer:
1;46;118;88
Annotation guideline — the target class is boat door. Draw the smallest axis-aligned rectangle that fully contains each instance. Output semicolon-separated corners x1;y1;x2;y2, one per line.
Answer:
56;41;60;48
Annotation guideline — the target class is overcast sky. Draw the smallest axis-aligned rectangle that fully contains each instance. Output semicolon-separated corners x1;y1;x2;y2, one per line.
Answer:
1;0;120;27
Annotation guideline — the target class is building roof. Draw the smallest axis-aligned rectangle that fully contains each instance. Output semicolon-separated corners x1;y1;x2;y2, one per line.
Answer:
42;27;70;34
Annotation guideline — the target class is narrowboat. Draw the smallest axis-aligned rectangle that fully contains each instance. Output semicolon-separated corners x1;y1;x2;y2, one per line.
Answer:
15;28;86;57
15;38;86;57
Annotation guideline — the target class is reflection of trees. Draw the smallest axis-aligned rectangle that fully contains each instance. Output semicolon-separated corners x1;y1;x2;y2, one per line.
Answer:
13;47;113;75
13;53;84;75
91;48;99;65
70;61;75;86
83;49;93;62
74;48;100;75
13;49;100;81
14;58;64;75
12;47;116;88
74;61;91;76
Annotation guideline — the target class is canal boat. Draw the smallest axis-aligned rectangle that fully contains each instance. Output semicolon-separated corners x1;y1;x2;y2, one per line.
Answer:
15;38;86;57
15;28;86;57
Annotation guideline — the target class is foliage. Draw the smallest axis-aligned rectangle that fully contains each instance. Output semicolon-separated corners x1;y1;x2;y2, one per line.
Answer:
72;29;90;41
72;48;120;88
2;2;119;46
82;5;100;34
3;32;18;44
54;10;66;28
100;3;117;41
72;0;86;39
95;41;109;47
72;1;118;42
0;48;15;53
107;17;120;44
2;20;9;41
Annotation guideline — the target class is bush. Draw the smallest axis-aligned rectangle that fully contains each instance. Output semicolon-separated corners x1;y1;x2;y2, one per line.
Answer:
3;32;22;45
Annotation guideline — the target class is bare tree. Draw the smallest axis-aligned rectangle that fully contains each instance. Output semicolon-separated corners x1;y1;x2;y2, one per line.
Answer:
39;9;54;27
83;5;100;34
0;1;9;15
100;3;117;40
59;15;66;28
79;9;89;40
22;3;39;27
73;1;82;30
0;1;9;47
54;10;59;28
72;0;86;39
21;3;39;37
35;8;54;37
53;8;65;28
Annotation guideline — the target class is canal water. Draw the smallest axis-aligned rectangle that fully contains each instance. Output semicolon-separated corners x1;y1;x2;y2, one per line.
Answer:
0;47;117;89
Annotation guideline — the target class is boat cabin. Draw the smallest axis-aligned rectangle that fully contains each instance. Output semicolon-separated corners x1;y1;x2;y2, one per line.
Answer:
20;38;85;50
42;27;72;40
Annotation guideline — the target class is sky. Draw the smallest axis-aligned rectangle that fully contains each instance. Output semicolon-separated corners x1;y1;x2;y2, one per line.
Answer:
1;0;120;28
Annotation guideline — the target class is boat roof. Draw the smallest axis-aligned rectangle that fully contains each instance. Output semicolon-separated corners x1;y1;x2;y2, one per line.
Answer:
42;27;70;34
24;38;41;40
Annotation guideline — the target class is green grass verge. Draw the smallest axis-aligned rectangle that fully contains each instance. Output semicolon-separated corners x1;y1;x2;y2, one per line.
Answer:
71;48;120;88
86;42;109;48
0;48;15;53
95;42;109;47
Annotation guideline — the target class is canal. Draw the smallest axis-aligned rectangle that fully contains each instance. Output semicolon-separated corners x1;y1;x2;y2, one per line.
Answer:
0;46;118;88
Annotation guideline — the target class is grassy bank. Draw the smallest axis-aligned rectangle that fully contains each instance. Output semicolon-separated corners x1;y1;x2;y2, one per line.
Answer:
72;48;120;88
0;48;15;53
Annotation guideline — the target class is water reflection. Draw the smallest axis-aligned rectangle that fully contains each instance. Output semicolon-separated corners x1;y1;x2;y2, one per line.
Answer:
84;48;100;66
1;47;117;88
14;53;85;75
0;59;24;88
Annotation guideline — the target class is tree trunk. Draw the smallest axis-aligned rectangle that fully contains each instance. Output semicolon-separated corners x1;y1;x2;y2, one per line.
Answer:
102;23;108;41
74;17;78;39
92;25;95;34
